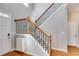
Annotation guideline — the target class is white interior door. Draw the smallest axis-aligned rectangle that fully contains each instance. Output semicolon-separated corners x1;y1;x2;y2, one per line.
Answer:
0;17;11;55
69;22;78;46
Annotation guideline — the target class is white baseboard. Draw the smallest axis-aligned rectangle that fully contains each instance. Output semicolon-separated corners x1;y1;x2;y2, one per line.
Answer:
0;49;15;56
68;44;77;47
15;49;48;56
10;49;15;51
24;51;49;56
14;49;40;56
10;49;16;52
52;48;68;53
24;51;40;56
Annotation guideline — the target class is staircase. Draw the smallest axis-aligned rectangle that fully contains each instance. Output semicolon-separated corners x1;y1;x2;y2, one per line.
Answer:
35;3;63;26
15;16;51;56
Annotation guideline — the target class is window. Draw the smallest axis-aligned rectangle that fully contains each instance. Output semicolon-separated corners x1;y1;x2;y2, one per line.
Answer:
0;12;9;18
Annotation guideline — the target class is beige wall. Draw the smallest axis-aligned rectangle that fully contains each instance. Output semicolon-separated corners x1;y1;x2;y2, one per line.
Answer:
68;4;79;22
69;12;79;22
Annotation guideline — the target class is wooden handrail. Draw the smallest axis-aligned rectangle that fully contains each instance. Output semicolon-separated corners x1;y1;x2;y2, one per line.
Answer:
15;18;26;22
27;16;50;37
15;16;50;37
35;3;54;23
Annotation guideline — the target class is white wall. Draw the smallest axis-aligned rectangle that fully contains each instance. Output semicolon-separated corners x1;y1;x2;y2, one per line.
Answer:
0;3;35;50
31;3;51;20
40;4;68;52
16;34;48;56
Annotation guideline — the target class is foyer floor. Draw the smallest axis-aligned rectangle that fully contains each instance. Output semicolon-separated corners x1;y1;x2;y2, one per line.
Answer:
3;46;79;56
3;51;32;56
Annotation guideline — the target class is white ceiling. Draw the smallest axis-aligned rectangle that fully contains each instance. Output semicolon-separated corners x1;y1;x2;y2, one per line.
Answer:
0;3;34;19
0;3;50;19
1;3;78;19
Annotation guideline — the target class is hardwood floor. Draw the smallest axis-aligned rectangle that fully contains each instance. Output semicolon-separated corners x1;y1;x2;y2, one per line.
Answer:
51;46;79;56
67;46;79;56
50;49;67;56
3;51;32;56
3;46;79;56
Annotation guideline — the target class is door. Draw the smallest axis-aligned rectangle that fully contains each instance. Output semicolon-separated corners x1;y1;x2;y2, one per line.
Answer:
69;22;78;46
0;17;11;55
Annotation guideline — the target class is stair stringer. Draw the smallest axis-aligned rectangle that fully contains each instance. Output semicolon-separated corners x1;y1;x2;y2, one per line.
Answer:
23;34;49;56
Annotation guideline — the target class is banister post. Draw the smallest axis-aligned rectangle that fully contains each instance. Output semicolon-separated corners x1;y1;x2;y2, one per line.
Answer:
26;16;30;34
15;18;18;33
49;35;52;56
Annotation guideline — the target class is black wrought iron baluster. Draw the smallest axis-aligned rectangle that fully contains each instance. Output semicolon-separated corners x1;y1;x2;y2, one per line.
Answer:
41;32;43;47
45;36;47;51
32;24;35;37
31;23;34;35
35;29;39;41
45;36;47;52
34;30;36;39
36;28;39;42
47;37;49;53
38;31;41;44
42;34;45;49
29;22;31;34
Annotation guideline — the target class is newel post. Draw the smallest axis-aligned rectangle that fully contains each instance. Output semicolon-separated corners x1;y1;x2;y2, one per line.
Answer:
26;16;30;34
15;18;18;33
49;35;52;56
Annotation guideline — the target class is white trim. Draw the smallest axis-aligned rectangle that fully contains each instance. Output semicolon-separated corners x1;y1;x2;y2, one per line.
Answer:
12;49;41;56
68;44;77;47
24;51;40;56
15;49;48;56
6;48;49;56
52;47;68;53
9;49;16;52
0;49;15;55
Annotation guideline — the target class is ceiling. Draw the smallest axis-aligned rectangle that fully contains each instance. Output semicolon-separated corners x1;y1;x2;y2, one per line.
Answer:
0;3;34;19
0;3;50;19
0;3;78;19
